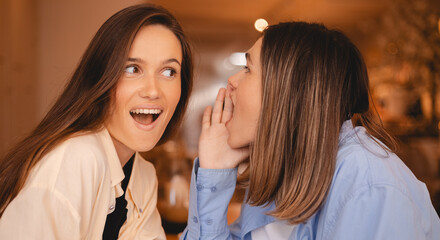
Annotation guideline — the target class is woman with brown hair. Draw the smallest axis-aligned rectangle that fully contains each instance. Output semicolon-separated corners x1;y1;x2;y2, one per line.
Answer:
0;4;192;239
181;22;439;239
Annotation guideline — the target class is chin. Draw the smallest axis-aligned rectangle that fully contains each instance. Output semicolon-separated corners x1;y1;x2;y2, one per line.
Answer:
132;137;160;152
133;144;156;153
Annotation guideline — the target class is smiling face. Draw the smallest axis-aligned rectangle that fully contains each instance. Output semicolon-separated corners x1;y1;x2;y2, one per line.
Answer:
105;24;182;162
226;38;263;148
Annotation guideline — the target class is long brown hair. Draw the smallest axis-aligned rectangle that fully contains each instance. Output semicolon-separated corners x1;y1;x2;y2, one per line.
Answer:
0;4;193;217
241;22;396;223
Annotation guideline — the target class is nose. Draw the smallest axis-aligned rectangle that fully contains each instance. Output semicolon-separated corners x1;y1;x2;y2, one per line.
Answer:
139;76;160;100
227;72;240;89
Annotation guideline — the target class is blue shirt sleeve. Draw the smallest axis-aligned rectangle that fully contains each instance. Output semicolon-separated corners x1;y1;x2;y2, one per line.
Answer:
323;184;440;240
180;158;242;240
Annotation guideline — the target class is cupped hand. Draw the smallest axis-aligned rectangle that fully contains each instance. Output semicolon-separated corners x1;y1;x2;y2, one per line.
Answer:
198;87;249;169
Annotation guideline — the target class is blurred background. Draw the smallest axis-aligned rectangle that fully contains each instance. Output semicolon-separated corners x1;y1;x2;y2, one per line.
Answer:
1;0;440;236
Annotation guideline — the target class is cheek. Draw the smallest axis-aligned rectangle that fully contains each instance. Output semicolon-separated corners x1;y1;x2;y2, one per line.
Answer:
174;84;182;107
107;92;125;124
228;97;259;147
168;81;182;110
238;87;261;120
114;83;133;110
239;84;261;134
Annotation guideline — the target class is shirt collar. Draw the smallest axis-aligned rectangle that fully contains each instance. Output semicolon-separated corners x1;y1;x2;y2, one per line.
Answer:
96;128;154;214
96;128;125;191
338;119;355;146
126;152;155;215
240;199;277;238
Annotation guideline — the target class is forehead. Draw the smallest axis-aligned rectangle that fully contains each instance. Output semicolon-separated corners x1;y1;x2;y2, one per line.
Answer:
128;24;182;61
247;37;262;63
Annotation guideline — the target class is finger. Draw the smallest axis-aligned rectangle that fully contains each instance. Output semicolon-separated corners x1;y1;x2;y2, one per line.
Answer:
202;106;212;131
212;88;226;124
221;86;234;123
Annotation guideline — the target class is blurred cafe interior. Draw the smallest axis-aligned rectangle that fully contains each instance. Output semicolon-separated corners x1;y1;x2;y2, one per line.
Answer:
1;0;440;236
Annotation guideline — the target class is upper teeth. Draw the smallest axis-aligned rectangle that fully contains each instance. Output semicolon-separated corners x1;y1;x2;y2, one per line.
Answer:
130;109;162;114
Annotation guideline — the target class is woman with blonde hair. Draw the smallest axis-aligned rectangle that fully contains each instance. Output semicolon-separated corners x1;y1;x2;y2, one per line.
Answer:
181;22;439;239
0;4;192;239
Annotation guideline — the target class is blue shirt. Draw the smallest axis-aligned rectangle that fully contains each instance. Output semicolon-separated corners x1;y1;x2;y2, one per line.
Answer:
181;121;440;239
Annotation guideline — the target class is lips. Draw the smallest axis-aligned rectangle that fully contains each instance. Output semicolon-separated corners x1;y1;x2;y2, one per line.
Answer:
130;108;162;125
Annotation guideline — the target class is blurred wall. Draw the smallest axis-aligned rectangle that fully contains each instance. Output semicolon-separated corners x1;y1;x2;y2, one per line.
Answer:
37;0;144;118
0;0;38;154
0;0;143;154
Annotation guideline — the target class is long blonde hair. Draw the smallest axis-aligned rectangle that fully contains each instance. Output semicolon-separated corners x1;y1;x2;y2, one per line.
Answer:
0;4;193;217
239;22;396;224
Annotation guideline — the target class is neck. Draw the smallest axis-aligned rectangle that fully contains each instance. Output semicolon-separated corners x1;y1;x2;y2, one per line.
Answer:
110;136;135;167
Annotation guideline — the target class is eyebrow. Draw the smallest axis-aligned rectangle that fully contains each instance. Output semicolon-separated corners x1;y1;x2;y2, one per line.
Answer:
163;58;181;66
127;57;144;63
127;57;181;66
245;52;252;65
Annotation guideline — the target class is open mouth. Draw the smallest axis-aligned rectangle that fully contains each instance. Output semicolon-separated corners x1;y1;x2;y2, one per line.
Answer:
130;109;162;125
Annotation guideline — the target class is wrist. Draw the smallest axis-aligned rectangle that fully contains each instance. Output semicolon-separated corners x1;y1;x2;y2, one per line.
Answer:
199;158;237;169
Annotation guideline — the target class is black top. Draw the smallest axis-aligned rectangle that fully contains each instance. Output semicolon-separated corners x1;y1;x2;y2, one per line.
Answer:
102;155;134;240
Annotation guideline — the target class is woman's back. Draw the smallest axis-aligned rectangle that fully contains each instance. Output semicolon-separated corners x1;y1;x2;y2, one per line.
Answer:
230;120;440;239
312;120;440;239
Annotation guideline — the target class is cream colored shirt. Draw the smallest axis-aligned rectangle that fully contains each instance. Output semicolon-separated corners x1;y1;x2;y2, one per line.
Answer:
0;128;166;240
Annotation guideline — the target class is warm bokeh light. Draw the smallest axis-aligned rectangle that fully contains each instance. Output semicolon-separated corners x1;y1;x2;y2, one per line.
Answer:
254;18;268;32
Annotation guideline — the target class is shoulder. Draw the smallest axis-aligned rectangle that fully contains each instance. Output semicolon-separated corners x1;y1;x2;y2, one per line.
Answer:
10;131;112;222
334;127;421;194
48;132;108;171
58;131;108;161
319;127;434;230
27;131;109;190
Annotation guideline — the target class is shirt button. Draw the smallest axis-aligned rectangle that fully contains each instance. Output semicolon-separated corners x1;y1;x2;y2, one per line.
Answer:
193;216;198;223
206;219;213;225
109;205;115;211
210;186;217;192
196;184;204;191
139;208;143;213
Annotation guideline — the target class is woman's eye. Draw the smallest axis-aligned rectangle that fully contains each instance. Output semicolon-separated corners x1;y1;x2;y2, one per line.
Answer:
162;68;177;77
125;65;139;74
